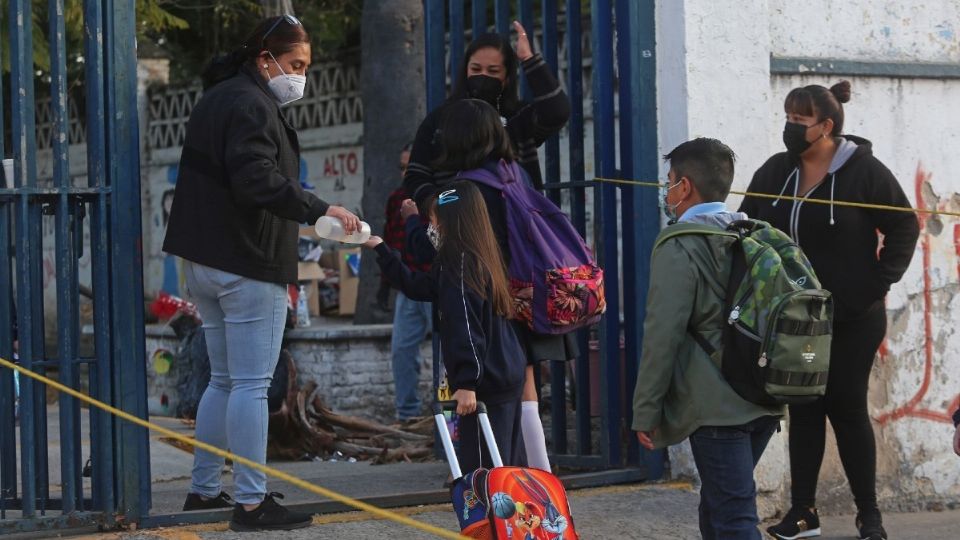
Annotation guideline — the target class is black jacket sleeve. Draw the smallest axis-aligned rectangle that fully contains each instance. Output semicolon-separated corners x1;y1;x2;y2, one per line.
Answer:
866;160;920;288
224;97;329;224
506;54;571;148
374;243;436;302
739;167;765;217
436;264;488;392
405;216;437;264
403;109;442;208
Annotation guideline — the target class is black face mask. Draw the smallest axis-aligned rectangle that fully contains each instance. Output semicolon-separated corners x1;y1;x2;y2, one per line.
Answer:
782;121;813;156
466;75;503;109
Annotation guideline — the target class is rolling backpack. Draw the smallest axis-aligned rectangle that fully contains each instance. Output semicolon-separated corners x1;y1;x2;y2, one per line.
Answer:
654;219;833;406
459;160;606;335
435;402;579;539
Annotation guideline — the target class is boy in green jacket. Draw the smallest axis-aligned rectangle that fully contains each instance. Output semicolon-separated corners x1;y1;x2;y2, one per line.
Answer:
633;138;784;540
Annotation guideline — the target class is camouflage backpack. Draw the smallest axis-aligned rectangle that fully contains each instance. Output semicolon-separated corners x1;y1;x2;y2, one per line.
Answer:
655;219;833;406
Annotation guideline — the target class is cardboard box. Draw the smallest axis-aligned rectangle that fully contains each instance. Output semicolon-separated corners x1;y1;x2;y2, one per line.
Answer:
297;262;325;316
297;261;324;281
338;247;361;316
298;225;321;241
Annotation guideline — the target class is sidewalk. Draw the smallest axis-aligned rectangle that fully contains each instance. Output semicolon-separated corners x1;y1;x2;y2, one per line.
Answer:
78;482;959;539
10;412;959;538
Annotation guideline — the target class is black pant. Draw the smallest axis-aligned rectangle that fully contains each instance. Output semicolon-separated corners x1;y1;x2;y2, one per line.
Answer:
788;306;886;511
457;398;524;472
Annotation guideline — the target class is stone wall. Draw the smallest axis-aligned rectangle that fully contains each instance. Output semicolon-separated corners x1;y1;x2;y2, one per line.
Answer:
145;323;433;422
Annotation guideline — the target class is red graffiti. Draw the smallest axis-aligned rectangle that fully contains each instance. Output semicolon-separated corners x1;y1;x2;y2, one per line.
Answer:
322;152;359;177
875;164;960;426
955;223;960;280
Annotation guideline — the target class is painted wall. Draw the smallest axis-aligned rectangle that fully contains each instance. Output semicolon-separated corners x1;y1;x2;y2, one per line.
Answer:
660;0;960;515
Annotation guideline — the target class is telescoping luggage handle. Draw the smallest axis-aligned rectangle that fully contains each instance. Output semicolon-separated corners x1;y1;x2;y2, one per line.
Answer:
433;400;504;480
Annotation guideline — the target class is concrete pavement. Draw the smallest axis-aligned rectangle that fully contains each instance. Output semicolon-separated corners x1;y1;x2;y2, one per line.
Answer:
73;482;959;539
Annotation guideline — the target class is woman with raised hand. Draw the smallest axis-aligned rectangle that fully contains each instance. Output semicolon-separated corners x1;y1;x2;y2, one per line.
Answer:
404;21;572;475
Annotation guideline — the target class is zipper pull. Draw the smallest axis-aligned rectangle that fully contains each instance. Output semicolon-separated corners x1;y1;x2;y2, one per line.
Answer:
758;353;768;368
728;306;741;325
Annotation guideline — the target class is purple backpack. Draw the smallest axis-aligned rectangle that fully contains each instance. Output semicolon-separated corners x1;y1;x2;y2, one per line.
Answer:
460;160;606;334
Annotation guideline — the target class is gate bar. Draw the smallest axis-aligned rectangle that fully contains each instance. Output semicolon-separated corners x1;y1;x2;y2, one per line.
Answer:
104;0;152;519
591;0;623;468
565;0;592;458
49;0;84;513
10;0;40;518
83;0;117;514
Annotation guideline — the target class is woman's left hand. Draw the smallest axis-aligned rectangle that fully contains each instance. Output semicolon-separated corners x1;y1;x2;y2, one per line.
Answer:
513;21;534;61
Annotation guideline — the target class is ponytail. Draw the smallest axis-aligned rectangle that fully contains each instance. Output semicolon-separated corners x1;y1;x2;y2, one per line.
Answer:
199;17;311;91
201;47;252;90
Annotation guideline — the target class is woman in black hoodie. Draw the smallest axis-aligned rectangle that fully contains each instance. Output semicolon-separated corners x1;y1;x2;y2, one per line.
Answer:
741;81;919;540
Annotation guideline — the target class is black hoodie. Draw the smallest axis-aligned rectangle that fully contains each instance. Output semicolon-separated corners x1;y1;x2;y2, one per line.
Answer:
740;135;920;321
374;244;524;404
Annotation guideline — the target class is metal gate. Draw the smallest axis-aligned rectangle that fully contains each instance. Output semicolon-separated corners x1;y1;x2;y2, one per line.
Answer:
0;0;150;534
424;0;665;476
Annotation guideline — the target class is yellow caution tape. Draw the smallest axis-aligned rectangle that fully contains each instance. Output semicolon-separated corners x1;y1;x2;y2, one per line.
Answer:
592;177;956;218
0;356;466;539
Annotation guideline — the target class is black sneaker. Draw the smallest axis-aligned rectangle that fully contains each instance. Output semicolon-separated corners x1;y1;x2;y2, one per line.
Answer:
182;491;234;511
229;492;312;532
856;510;887;540
767;506;821;539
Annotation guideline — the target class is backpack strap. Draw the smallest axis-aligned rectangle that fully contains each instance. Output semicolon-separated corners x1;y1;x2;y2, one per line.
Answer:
653;223;738;251
653;223;743;359
455;159;521;190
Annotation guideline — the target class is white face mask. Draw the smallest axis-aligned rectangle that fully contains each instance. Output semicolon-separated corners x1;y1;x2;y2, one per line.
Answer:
266;52;306;106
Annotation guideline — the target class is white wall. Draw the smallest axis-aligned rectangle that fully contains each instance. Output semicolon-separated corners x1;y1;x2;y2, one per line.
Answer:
661;0;960;514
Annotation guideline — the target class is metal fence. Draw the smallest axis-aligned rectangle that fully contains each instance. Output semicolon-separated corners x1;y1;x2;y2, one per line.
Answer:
424;0;663;476
0;0;150;534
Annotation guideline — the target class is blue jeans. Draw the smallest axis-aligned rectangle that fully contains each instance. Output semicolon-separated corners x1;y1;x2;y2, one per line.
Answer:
183;261;287;505
689;415;780;540
390;291;431;420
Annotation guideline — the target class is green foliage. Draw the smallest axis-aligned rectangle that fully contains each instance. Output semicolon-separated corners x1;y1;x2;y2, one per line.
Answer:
1;0;361;85
142;0;362;84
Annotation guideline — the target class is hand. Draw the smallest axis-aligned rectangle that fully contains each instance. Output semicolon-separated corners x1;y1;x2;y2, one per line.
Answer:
400;199;419;220
325;205;362;234
363;235;384;249
513;21;534;61
954;425;960;457
636;430;656;450
452;389;477;415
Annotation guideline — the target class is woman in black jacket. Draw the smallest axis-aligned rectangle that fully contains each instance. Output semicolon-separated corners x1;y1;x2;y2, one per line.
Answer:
740;81;919;540
403;23;571;474
163;16;359;532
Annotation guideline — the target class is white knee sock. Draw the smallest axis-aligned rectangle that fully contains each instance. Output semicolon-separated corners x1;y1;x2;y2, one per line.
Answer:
521;401;551;472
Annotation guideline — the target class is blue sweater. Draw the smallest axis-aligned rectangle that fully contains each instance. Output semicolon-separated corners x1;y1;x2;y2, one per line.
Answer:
375;243;524;404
